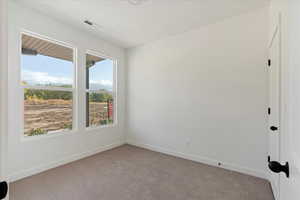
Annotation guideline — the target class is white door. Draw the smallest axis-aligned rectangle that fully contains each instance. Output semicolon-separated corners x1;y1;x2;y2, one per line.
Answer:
0;0;9;199
279;1;300;199
268;25;281;200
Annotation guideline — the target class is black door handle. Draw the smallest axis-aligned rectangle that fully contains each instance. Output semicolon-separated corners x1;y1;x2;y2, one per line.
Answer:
270;126;278;131
268;157;289;178
0;181;8;199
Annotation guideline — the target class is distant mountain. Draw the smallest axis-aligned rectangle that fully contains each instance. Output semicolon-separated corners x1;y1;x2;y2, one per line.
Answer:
23;82;113;92
89;83;112;92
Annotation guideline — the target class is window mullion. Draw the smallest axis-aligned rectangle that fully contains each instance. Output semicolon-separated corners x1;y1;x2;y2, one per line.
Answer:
76;49;86;131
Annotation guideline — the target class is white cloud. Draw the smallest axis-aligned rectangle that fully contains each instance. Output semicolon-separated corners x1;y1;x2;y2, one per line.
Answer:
90;80;113;86
89;80;113;91
22;70;72;85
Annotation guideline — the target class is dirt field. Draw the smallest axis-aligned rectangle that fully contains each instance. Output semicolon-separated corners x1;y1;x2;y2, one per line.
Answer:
24;99;113;136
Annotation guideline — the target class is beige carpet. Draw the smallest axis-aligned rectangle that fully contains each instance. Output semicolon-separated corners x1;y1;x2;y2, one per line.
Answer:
10;145;274;200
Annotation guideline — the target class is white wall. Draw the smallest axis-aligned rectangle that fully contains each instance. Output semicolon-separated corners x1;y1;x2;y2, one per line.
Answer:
126;7;269;178
0;0;8;182
7;2;126;181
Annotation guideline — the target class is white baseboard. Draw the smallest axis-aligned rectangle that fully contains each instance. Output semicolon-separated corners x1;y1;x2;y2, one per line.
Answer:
127;140;268;180
9;140;125;182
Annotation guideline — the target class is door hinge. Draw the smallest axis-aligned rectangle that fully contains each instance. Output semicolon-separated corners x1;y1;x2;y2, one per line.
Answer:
268;59;271;66
268;107;271;115
268;158;290;178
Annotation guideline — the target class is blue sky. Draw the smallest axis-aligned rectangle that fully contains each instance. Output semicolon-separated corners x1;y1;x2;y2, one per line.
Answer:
21;54;113;91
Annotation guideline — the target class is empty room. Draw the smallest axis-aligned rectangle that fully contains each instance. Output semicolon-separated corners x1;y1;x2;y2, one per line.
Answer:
0;0;300;199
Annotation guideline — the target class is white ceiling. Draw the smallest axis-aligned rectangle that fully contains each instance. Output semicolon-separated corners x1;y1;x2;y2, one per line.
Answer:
14;0;269;48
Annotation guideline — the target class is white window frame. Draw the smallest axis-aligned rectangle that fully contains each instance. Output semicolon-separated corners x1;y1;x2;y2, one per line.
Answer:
85;50;117;130
20;31;78;139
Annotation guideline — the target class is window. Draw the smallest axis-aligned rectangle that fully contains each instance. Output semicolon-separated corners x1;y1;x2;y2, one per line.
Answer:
86;53;115;127
21;33;75;136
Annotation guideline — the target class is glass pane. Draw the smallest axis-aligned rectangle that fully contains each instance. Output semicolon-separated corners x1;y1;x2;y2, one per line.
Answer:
87;92;114;127
21;34;74;88
86;53;114;128
24;89;73;136
86;54;113;91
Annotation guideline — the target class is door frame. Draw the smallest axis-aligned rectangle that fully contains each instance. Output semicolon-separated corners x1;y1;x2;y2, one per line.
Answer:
268;14;282;200
278;1;300;199
0;0;9;199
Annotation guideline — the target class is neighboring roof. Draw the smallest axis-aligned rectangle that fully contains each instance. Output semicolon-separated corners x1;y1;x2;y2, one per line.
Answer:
22;34;104;64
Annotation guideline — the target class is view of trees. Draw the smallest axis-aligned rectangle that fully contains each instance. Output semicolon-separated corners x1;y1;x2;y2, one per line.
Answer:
23;83;72;100
88;92;113;103
24;84;113;102
24;88;72;100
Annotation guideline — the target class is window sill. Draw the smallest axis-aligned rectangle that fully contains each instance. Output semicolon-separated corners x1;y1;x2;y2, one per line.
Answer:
20;123;118;142
21;129;77;142
85;123;118;132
